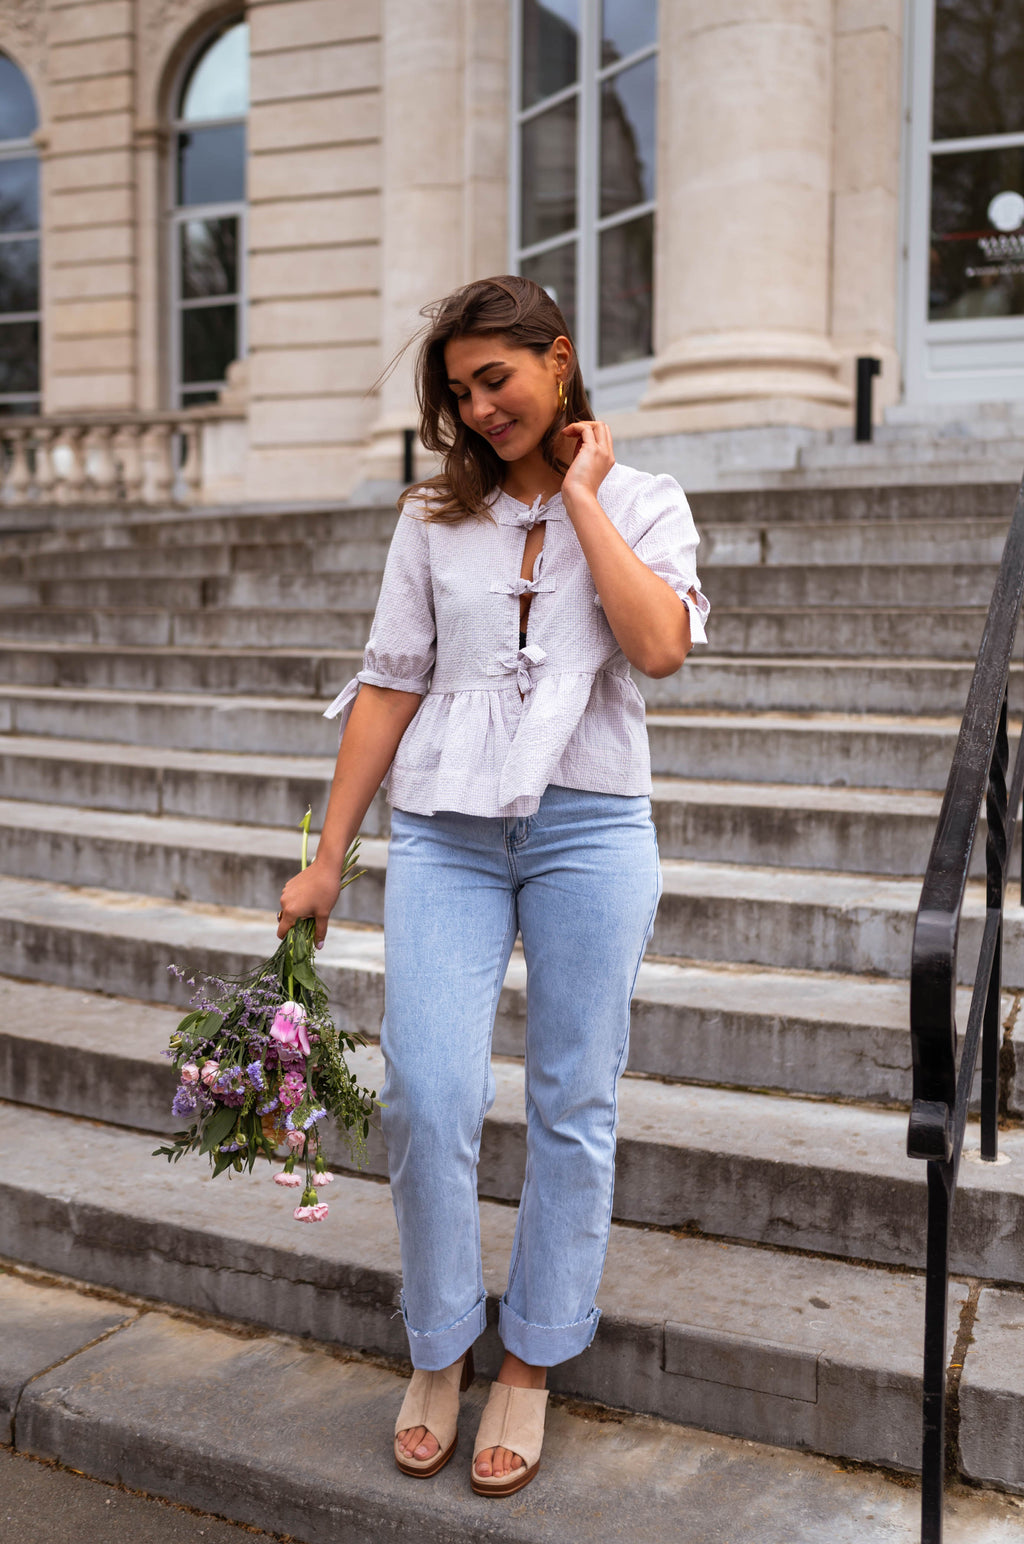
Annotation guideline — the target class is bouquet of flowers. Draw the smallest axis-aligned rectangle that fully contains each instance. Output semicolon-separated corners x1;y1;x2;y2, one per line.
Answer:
155;812;377;1224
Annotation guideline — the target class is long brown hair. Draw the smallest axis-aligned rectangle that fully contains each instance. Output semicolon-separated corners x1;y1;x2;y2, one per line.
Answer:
400;275;592;522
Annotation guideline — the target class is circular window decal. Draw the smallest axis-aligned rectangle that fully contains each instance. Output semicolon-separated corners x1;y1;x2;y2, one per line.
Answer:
988;190;1024;232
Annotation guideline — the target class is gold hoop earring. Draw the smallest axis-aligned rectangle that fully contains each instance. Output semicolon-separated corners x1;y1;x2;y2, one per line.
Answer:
557;379;566;413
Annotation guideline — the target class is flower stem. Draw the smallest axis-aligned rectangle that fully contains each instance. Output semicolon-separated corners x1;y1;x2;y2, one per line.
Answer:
300;807;312;871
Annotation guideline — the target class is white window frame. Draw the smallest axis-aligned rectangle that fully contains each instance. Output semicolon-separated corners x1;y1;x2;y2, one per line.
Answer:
0;127;40;413
902;0;1024;405
167;29;247;410
510;2;657;411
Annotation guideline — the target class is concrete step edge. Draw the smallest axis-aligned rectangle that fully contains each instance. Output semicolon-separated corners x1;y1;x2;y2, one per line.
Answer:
3;976;1021;1278
0;1098;985;1478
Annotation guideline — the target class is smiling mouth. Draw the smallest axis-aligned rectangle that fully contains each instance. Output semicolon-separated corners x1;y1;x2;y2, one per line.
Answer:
486;421;515;441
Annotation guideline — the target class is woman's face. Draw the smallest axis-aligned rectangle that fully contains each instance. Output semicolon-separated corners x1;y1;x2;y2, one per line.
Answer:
444;333;571;464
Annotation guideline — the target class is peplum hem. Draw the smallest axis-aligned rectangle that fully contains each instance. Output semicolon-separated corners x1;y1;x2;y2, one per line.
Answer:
383;669;650;819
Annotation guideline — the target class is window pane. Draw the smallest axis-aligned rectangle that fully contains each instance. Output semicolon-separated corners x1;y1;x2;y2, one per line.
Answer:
521;0;579;110
929;147;1024;320
600;55;656;217
182;304;237;384
180;388;221;406
0;158;38;233
599;213;653;366
180;23;249;121
934;0;1024;141
181;218;238;299
0;318;39;392
0;237;38;313
0;55;38;141
521;242;577;340
177;124;246;207
0;398;38;415
520;97;577;248
601;0;657;66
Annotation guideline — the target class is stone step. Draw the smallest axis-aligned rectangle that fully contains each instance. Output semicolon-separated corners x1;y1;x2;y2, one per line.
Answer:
0;640;351;698
0;684;978;787
1;736;1010;879
0;1096;978;1476
705;607;986;659
6;560;1004;616
6;569;387;613
1;640;995;721
5;975;1016;1277
0;598;991;658
0;534;395;579
9;1272;1020;1544
699;516;1014;567
0;799;1017;983
0;605;376;648
646;708;973;790
0;638;1003;718
3;886;988;1108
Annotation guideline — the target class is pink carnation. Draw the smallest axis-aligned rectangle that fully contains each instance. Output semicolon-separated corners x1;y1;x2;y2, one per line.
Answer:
200;1062;220;1086
293;1205;314;1222
311;1170;334;1187
311;1202;329;1221
274;1172;302;1188
285;1130;306;1151
180;1063;200;1084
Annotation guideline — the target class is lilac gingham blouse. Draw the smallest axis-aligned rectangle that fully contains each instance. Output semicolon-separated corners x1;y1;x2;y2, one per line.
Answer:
324;461;709;818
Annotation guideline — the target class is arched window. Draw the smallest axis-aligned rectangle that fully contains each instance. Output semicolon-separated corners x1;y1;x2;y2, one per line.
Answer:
170;19;248;406
513;1;657;411
0;52;40;415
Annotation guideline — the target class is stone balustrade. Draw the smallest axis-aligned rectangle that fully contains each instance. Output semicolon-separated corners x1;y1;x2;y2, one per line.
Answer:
0;410;237;508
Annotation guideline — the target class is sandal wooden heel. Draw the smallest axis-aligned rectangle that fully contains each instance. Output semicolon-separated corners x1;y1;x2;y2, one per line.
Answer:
393;1348;475;1477
471;1381;549;1497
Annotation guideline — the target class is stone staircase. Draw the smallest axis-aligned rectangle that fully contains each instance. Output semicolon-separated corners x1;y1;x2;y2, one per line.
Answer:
3;482;1024;1507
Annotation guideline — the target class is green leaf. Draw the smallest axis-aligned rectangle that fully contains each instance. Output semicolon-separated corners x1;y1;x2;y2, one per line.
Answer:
199;1104;238;1155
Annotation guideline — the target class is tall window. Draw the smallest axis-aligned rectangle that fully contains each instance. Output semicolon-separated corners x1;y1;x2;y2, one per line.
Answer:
0;53;40;415
513;1;657;408
171;20;248;407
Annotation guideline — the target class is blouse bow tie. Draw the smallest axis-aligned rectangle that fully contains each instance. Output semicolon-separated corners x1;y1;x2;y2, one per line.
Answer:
491;642;547;693
489;576;554;598
509;494;555;530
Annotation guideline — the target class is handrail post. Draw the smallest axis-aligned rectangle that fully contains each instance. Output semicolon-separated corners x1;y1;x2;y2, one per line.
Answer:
921;1163;953;1544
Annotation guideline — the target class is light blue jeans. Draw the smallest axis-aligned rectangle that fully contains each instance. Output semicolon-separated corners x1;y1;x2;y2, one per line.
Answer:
380;784;662;1371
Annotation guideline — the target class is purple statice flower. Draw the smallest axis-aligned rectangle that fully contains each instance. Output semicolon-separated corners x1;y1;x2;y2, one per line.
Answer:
257;1096;280;1116
302;1107;327;1130
246;1061;265;1091
214;1071;247;1108
172;1085;198;1118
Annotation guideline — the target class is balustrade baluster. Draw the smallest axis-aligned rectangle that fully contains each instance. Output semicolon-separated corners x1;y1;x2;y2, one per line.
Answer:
32;427;56;503
3;427;32;504
114;424;145;504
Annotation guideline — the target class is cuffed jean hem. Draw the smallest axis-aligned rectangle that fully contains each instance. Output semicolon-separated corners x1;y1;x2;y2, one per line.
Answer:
402;1290;488;1371
498;1296;601;1368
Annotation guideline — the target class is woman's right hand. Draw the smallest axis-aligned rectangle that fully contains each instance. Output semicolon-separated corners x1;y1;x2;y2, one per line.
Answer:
276;858;345;948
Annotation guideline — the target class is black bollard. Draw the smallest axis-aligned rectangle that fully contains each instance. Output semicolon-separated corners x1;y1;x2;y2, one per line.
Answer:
855;356;881;443
402;428;416;483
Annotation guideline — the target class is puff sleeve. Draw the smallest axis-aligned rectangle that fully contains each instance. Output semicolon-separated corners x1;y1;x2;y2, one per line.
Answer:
622;472;709;644
323;510;436;731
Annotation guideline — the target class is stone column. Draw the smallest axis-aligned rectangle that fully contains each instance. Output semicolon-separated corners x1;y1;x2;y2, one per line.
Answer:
359;0;469;491
830;0;903;417
641;0;850;427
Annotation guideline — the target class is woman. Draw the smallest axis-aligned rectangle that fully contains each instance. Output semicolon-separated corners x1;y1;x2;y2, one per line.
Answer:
277;275;708;1497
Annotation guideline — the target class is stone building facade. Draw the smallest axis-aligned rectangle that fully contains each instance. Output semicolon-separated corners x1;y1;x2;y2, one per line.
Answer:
0;1;1018;502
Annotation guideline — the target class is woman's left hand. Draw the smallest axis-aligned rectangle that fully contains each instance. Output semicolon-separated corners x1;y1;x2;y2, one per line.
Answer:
560;420;615;503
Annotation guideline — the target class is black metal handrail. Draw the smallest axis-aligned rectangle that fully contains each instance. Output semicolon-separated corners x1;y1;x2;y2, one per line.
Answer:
909;473;1024;1542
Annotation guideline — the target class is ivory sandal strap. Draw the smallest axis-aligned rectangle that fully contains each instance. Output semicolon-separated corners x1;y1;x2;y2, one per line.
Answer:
394;1361;463;1451
472;1383;549;1471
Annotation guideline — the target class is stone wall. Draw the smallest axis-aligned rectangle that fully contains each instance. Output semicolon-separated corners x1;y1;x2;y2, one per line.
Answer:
0;0;908;500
